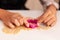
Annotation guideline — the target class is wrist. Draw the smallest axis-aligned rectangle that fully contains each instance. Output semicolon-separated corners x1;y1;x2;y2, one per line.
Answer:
0;9;4;19
47;4;57;10
45;4;57;14
0;9;9;19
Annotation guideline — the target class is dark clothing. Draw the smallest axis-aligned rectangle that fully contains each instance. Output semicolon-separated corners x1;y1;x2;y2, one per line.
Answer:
0;0;29;10
59;1;60;10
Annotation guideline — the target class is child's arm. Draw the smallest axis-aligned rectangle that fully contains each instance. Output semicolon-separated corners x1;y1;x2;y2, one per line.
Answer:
37;0;59;26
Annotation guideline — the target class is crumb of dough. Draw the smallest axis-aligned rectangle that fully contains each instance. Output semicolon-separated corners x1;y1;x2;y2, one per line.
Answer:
2;26;32;34
37;26;51;30
2;25;51;34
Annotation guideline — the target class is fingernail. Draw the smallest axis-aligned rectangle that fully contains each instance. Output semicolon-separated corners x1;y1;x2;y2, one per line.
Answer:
15;19;20;26
9;23;15;29
26;24;29;28
20;19;23;25
51;24;54;27
37;23;40;26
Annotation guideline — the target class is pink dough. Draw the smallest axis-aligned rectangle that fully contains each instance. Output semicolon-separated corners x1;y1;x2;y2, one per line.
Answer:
27;19;38;29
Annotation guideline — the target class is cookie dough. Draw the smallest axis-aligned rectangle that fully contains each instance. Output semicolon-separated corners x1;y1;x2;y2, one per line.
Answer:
2;25;50;34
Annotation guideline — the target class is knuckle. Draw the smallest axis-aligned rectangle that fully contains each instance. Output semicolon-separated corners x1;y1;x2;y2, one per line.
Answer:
40;16;45;20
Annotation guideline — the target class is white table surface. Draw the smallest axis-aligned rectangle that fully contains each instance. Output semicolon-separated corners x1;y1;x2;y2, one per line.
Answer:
0;10;60;40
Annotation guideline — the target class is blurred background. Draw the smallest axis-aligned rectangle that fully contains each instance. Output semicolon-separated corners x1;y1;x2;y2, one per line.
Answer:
59;0;60;10
0;0;59;10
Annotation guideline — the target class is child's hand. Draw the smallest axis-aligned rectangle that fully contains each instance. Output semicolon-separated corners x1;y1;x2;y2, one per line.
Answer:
37;4;57;26
0;9;23;29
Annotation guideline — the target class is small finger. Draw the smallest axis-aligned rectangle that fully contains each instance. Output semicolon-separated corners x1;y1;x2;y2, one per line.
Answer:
9;22;15;29
24;19;29;28
44;15;54;23
51;21;56;26
11;18;20;26
19;18;23;25
14;19;20;26
16;16;23;25
46;18;56;26
37;22;40;27
4;21;15;29
38;14;48;24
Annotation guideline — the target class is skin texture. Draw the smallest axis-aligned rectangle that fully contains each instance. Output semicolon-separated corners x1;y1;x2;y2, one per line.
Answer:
37;4;57;26
0;9;31;29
